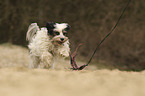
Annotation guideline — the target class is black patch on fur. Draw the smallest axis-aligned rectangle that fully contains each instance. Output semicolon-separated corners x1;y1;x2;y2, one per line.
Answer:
65;24;70;31
46;22;56;35
63;24;70;37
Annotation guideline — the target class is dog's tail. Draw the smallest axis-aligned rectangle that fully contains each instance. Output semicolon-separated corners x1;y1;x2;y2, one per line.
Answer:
26;23;40;42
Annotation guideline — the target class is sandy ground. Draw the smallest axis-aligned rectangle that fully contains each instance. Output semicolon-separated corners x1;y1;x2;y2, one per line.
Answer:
0;44;145;96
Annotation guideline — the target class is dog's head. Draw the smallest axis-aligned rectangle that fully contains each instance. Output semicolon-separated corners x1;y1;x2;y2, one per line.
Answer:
46;22;70;46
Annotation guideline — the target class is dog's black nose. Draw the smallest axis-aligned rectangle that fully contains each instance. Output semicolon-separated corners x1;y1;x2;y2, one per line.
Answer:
60;38;64;41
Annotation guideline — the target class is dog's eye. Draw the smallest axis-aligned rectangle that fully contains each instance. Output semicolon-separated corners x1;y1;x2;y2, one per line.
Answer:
63;32;67;36
54;32;60;35
63;29;68;36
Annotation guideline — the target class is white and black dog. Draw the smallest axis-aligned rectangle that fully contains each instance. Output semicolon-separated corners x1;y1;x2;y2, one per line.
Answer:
26;22;70;69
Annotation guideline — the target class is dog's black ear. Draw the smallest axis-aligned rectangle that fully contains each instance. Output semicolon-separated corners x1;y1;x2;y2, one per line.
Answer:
66;24;70;31
46;22;55;29
46;22;56;35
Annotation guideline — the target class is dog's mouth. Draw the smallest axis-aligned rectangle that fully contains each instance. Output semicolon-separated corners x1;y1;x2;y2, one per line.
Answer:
57;41;64;45
52;38;68;46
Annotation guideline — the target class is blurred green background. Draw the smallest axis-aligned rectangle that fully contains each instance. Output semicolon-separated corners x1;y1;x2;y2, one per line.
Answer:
0;0;145;71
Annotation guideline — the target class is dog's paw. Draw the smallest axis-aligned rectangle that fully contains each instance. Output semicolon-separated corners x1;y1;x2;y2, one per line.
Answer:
60;51;69;57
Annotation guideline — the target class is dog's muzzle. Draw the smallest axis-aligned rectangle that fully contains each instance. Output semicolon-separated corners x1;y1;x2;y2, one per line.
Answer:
56;38;67;45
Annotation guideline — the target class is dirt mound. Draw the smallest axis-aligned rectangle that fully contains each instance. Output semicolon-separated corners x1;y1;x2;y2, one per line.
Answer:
0;68;145;96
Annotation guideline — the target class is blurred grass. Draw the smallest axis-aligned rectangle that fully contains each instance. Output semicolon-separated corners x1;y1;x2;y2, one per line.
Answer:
0;43;144;72
0;43;29;68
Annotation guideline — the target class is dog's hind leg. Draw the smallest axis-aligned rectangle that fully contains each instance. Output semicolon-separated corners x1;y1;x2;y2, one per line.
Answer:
29;54;40;69
52;60;55;69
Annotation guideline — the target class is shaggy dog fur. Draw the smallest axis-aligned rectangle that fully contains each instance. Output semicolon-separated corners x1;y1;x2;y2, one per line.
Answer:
26;22;70;69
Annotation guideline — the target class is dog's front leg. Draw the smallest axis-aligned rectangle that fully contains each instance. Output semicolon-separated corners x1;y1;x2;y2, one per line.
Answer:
40;52;53;69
